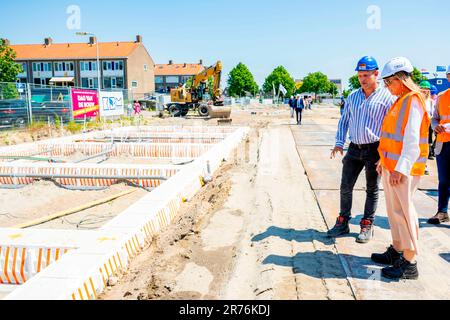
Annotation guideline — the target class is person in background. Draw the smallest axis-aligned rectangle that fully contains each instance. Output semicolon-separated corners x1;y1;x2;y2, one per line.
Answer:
329;56;396;243
339;96;346;116
419;81;435;162
133;100;142;115
127;103;133;117
429;85;439;158
304;95;310;110
295;94;305;125
430;85;438;102
372;57;430;280
288;96;295;119
427;67;450;225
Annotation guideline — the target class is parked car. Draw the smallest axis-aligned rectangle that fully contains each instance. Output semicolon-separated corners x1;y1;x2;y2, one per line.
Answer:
0;99;72;128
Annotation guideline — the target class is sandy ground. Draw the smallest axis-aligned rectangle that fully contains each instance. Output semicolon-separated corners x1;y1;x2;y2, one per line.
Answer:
0;108;270;229
0;181;148;229
99;105;356;300
0;105;291;231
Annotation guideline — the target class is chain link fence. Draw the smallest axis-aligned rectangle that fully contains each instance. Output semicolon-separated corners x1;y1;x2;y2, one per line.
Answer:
0;82;137;129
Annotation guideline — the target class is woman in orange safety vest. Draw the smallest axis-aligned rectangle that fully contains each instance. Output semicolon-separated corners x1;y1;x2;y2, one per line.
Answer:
427;67;450;225
371;57;430;280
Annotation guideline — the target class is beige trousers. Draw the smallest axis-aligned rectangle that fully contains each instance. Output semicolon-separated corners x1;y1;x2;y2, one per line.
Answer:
381;168;421;255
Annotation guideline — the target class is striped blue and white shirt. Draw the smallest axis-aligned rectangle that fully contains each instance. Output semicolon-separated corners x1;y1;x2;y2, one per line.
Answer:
335;87;396;148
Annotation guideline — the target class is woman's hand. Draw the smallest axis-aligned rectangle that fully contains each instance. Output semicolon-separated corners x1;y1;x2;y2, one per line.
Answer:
389;170;405;186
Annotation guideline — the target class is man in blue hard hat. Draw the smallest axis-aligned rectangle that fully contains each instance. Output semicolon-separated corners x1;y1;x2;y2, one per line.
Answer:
430;85;438;100
329;56;396;243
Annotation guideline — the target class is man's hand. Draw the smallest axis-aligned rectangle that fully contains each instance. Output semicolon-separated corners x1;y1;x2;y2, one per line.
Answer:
330;146;344;159
435;124;446;134
389;170;405;186
376;160;382;176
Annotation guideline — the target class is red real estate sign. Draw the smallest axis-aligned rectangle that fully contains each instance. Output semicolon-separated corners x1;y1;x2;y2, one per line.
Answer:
71;89;100;119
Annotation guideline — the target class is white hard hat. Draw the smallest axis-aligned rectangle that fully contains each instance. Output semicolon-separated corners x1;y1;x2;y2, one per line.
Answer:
381;57;414;79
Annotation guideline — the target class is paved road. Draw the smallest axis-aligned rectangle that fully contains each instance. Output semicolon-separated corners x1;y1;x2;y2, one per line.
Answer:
291;106;450;300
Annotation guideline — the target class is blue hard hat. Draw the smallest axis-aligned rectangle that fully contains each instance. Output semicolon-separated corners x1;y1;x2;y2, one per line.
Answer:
430;85;438;95
355;56;379;71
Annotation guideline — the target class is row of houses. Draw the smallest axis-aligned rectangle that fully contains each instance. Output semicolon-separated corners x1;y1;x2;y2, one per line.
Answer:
2;36;205;99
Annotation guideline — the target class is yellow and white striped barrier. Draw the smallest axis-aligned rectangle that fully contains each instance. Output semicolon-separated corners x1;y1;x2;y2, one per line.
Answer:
3;127;250;300
0;229;99;285
0;164;179;188
35;142;214;159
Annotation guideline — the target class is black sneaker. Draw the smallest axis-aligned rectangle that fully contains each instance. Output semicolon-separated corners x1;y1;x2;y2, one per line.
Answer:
327;216;350;238
371;245;401;265
382;256;419;280
356;219;374;244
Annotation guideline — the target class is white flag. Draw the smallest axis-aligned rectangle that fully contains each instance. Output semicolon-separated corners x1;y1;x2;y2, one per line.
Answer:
279;83;287;96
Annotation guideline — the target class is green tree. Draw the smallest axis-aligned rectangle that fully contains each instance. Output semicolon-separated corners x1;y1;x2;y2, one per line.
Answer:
348;75;361;91
342;88;352;98
328;82;339;97
185;76;193;88
0;39;23;82
412;67;426;84
298;72;330;98
262;66;295;98
0;83;19;100
227;63;259;97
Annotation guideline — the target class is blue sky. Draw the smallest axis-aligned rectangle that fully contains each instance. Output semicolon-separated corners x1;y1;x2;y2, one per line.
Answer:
1;0;449;89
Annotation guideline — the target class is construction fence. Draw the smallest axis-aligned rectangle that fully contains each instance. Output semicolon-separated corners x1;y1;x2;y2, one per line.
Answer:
0;82;142;129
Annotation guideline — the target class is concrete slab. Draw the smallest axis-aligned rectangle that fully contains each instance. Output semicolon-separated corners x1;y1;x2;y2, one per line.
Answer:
295;144;367;191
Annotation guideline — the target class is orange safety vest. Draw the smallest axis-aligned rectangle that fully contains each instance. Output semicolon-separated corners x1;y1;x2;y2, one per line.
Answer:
379;91;430;176
436;89;450;143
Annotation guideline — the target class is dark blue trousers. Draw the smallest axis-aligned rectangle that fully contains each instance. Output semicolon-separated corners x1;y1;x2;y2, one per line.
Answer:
437;142;450;213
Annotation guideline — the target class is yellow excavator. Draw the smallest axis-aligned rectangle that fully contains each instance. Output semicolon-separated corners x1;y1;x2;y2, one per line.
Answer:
167;61;226;117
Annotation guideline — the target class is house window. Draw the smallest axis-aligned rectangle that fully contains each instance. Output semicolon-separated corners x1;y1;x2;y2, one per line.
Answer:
131;81;138;88
44;63;50;72
103;77;124;89
166;76;179;84
117;77;124;88
103;60;124;71
155;76;163;84
80;61;97;71
180;76;192;83
144;64;148;71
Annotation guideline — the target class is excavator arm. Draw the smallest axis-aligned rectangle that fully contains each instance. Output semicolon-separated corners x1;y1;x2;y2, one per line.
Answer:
192;61;223;101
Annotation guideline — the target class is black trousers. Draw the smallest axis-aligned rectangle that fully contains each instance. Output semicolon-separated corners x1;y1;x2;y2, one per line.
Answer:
340;142;380;223
429;125;435;157
295;108;303;124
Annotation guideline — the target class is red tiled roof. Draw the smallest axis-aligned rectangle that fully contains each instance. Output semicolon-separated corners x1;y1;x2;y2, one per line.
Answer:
155;63;205;76
10;42;140;60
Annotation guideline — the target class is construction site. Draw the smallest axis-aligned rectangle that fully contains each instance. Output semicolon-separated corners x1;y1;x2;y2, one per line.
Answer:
1;1;450;307
0;102;448;301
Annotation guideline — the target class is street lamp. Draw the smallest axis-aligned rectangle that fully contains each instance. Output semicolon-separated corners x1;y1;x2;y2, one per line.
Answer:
76;32;101;93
